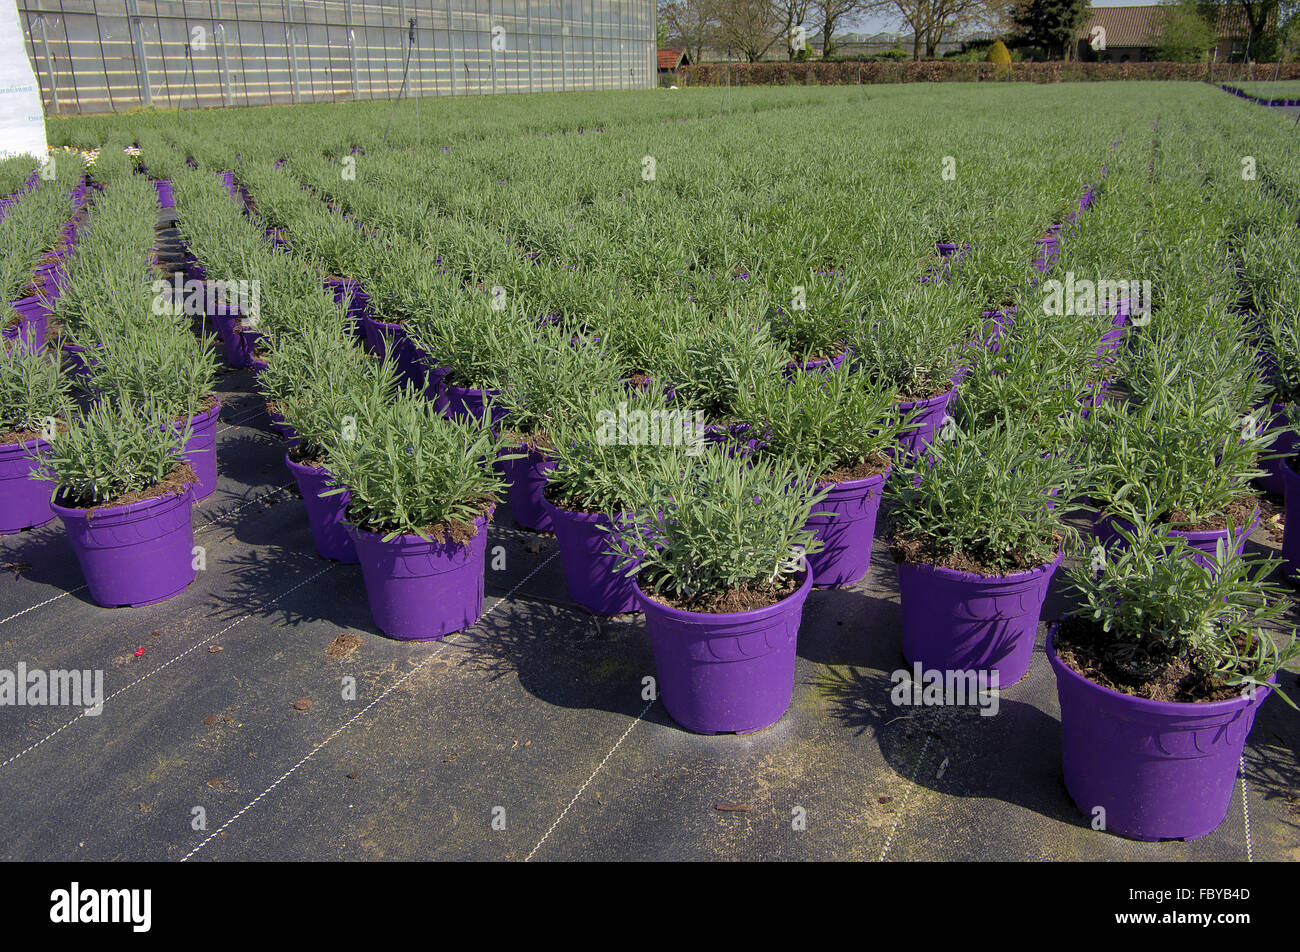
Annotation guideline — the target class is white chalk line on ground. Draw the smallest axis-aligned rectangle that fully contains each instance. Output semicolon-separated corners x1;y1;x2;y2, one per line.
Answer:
877;733;933;863
525;697;656;862
1240;759;1253;862
0;481;293;630
0;564;336;770
180;551;560;861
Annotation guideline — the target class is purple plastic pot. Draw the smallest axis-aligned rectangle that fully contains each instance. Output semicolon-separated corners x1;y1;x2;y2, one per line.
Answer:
1093;509;1259;572
0;436;57;533
783;353;845;379
60;341;96;385
1281;458;1300;582
894;387;957;459
350;512;491;641
897;551;1063;686
541;498;638;615
267;407;301;448
219;171;235;197
176;397;221;502
803;469;888;588
1047;624;1272;841
422;363;451;403
637;570;812;735
153;179;174;208
439;383;508;428
284;454;357;563
7;296;49;354
501;447;556;532
1256;409;1297;496
52;484;197;607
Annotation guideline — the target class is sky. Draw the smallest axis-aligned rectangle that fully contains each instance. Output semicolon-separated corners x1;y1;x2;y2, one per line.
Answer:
849;0;1156;37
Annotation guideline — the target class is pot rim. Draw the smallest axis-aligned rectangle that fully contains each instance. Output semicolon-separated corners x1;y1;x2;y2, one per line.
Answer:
51;482;194;520
896;548;1064;584
1045;622;1275;715
896;385;957;411
346;508;493;546
635;568;812;623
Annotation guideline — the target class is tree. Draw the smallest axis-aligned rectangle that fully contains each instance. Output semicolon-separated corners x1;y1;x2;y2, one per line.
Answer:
659;0;719;63
712;0;785;60
868;0;992;59
1015;0;1091;59
812;0;871;58
1230;0;1280;57
774;0;815;59
1154;0;1215;60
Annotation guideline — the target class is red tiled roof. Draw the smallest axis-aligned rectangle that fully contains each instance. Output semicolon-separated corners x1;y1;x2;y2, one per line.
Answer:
1077;4;1266;45
658;48;685;69
1076;6;1160;46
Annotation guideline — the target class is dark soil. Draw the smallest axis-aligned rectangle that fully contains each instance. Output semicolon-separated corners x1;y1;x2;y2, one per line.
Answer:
1;419;67;445
170;392;217;426
896;379;954;403
355;495;495;546
499;430;554;454
56;463;198;513
646;574;799;614
1167;494;1259;533
287;443;329;469
888;533;1058;576
543;481;609;516
819;453;890;485
1054;615;1258;703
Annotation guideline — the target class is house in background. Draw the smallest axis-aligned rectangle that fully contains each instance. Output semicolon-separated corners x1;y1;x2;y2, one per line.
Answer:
1075;4;1267;62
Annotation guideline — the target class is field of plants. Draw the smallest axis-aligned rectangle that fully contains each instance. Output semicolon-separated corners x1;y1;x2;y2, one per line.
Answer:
1;81;1299;862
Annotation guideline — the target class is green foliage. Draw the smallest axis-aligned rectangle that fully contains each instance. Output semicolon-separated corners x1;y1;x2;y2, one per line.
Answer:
609;448;826;601
730;362;906;476
31;399;191;505
887;419;1080;573
0;348;72;438
1154;0;1216;62
319;391;509;542
1065;515;1299;700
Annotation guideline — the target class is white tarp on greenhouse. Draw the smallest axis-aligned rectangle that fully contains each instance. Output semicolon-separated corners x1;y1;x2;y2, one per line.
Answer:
0;0;47;159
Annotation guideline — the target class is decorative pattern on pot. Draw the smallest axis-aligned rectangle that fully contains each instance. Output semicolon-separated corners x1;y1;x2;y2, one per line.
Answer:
0;436;57;534
284;455;358;563
52;486;198;608
350;512;491;641
1047;624;1272;842
896;551;1063;686
541;499;638;615
637;570;812;735
803;469;888;588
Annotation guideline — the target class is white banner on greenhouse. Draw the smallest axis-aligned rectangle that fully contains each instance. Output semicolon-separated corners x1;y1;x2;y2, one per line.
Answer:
0;0;48;160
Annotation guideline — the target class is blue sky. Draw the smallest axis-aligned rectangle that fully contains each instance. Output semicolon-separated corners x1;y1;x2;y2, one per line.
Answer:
850;0;1154;36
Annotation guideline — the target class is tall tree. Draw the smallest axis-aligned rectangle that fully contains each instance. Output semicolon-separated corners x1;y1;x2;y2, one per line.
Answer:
774;0;815;58
1154;0;1216;60
659;0;719;63
812;0;871;58
869;0;993;59
1015;0;1091;59
712;0;785;60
